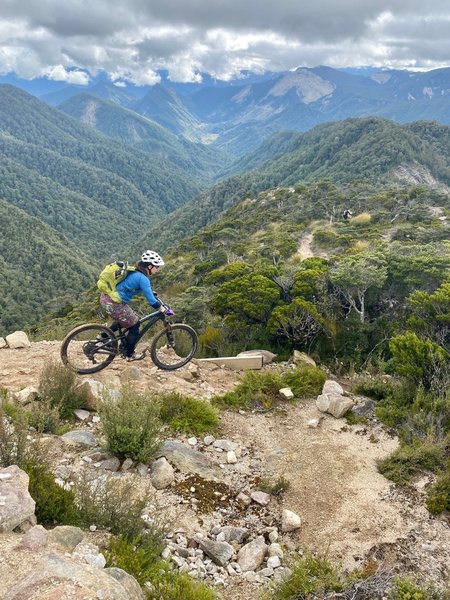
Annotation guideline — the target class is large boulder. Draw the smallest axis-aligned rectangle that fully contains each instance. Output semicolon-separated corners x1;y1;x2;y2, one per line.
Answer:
5;332;31;349
291;351;316;367
74;379;107;411
0;465;36;533
4;553;145;599
155;441;221;480
316;379;353;418
237;536;268;572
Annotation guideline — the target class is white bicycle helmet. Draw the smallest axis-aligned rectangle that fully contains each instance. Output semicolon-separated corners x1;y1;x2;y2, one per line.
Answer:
141;250;165;266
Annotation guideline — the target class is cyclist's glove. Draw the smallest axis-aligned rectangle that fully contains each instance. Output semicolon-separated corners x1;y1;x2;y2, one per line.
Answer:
159;305;175;316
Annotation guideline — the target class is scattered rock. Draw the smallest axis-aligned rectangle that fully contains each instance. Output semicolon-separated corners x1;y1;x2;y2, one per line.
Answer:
13;386;39;405
195;536;234;566
281;509;302;532
237;536;268;572
74;409;91;421
155;441;221;480
150;457;175;489
60;430;98;447
279;387;294;399
322;380;344;395
251;491;271;506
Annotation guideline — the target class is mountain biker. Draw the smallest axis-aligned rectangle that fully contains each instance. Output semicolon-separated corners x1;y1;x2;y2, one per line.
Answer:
100;250;167;361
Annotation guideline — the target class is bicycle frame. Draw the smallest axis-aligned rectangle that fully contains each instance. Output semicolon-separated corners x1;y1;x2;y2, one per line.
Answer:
113;309;169;348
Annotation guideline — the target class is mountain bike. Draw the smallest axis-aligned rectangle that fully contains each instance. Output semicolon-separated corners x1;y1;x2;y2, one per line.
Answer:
60;302;198;374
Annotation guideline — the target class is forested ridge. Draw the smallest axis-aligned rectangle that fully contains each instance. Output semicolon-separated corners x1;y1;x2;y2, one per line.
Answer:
138;116;450;254
59;92;230;183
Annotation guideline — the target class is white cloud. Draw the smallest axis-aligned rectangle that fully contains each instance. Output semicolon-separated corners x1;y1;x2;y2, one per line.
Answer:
0;1;450;82
46;64;90;84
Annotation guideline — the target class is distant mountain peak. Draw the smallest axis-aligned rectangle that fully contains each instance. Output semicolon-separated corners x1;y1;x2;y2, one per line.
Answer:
268;69;335;104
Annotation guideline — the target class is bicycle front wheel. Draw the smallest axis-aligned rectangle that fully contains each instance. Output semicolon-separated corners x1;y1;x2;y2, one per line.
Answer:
61;324;118;374
150;323;198;370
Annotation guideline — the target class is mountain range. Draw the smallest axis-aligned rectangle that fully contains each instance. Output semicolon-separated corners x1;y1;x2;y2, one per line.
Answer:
2;66;450;334
8;65;450;156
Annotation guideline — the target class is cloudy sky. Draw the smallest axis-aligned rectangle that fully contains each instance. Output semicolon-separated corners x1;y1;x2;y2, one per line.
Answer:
1;0;449;85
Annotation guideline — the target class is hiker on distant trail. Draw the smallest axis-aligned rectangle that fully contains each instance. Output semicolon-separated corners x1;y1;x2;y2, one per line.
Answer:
342;209;353;220
99;250;167;362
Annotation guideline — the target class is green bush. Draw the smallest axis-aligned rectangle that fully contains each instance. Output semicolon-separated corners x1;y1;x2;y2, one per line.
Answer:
106;532;165;584
99;385;162;463
38;360;87;420
0;406;28;468
282;366;326;398
426;468;450;515
23;457;80;526
389;576;448;599
107;534;219;599
264;552;343;599
212;370;283;409
159;392;219;436
76;473;153;539
377;442;445;484
28;398;61;434
352;376;398;400
146;570;219;600
212;366;326;410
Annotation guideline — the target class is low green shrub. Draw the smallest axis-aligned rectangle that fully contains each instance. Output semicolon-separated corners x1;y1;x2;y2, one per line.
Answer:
28;399;61;434
258;475;290;497
426;468;450;515
107;534;219;599
389;576;448;599
352;376;398;400
76;473;153;539
264;552;343;599
38;360;86;420
0;406;28;468
106;532;166;585
282;366;326;398
158;392;219;435
212;370;282;409
377;442;445;484
23;457;80;526
212;366;326;410
99;385;162;463
146;570;219;600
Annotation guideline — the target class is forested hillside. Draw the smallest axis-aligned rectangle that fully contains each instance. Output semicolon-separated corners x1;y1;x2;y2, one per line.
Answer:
59;93;230;182
137;117;450;254
0;200;97;333
0;84;218;335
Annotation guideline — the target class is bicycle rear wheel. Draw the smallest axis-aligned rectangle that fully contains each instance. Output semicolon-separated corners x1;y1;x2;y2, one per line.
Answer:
150;323;198;370
61;324;118;374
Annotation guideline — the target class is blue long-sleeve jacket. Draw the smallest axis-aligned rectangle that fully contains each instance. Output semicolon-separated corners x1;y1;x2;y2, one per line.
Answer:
116;271;161;308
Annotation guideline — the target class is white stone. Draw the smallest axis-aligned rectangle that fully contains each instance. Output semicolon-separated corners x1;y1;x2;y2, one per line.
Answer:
188;437;198;446
5;331;31;349
281;509;301;532
14;386;39;405
0;337;6;349
268;543;283;559
322;380;344;395
267;555;281;568
227;451;237;464
251;491;271;506
268;530;279;543
279;387;294;399
307;418;322;428
203;435;215;445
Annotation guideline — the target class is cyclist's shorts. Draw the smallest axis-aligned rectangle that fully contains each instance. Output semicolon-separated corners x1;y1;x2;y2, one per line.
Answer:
100;294;139;328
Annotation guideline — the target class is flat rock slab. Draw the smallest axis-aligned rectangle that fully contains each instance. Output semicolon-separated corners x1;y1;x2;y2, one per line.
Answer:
198;356;263;370
155;441;221;480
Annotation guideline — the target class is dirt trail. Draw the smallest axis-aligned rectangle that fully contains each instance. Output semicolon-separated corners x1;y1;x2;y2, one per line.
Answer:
1;343;449;597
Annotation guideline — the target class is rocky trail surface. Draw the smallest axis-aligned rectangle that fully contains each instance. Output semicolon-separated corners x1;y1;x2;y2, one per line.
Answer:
0;341;449;599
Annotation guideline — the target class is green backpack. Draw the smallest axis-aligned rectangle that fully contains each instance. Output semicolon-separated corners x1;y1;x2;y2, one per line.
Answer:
97;261;136;303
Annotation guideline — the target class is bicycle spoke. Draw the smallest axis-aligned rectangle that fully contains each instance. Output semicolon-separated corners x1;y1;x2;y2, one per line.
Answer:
150;324;198;370
61;324;118;374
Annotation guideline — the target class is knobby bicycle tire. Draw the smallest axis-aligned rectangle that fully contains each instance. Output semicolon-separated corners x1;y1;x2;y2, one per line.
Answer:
61;323;118;374
150;323;198;370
